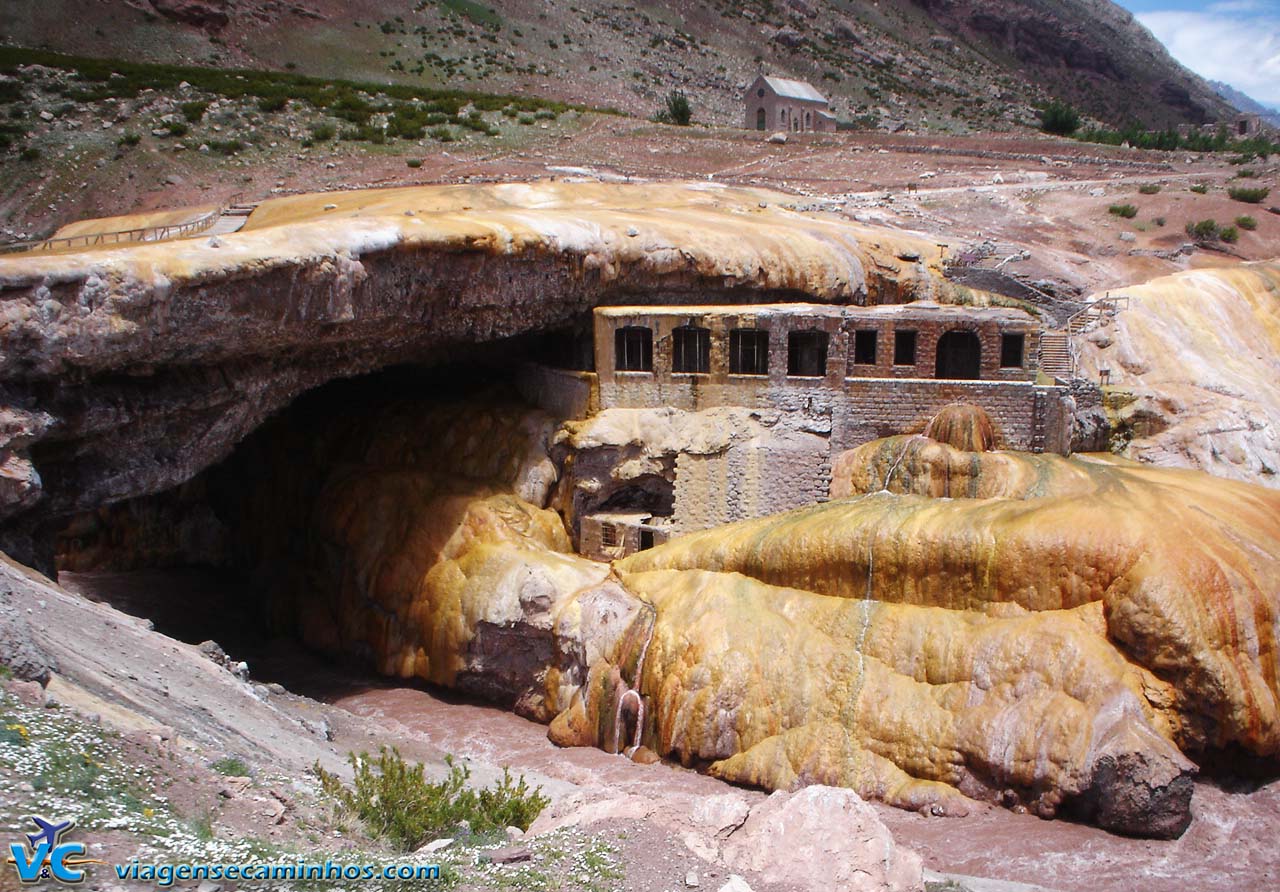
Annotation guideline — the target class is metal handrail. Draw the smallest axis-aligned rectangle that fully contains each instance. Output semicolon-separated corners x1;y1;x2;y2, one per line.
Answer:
0;206;223;256
1061;294;1131;381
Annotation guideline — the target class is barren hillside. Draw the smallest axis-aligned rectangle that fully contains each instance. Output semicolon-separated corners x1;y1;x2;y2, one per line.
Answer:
1;0;1238;131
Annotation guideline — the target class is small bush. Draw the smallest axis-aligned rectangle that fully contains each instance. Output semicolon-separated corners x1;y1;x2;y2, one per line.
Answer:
653;90;692;126
1233;168;1258;179
1186;218;1221;241
180;100;209;122
1236;215;1257;231
1219;225;1239;244
1138;183;1161;195
1108;203;1138;219
207;138;244;155
1038;100;1080;136
406;158;422;168
257;95;288;112
309;122;336;141
165;120;188;137
117;131;141;147
428;124;454;141
1228;186;1270;204
211;756;249;776
1154;216;1166;227
517;113;535;125
1189;183;1209;194
315;748;548;853
19;146;39;161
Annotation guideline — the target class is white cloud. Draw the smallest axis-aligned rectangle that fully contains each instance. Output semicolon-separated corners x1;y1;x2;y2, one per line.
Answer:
1139;8;1280;108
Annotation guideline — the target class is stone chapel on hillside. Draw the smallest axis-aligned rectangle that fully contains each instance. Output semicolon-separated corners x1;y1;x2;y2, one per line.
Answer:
743;75;837;133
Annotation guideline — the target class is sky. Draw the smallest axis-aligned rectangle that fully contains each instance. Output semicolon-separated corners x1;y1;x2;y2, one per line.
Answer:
1114;0;1280;109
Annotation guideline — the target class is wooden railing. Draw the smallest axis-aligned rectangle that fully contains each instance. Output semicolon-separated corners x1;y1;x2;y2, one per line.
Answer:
0;206;223;256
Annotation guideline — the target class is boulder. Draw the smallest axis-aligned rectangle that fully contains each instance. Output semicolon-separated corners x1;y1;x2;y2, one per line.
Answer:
720;786;923;891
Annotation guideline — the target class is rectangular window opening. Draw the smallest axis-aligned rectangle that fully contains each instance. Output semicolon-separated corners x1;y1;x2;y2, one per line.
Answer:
600;522;618;548
893;330;917;367
1000;333;1025;369
614;326;653;372
672;325;711;374
787;330;829;377
729;329;769;375
853;329;878;365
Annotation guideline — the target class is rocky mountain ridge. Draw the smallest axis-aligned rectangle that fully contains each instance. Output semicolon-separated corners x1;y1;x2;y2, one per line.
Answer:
1;0;1240;132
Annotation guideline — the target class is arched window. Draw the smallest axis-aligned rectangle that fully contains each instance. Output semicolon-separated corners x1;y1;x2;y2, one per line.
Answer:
935;330;982;379
757;87;765;98
756;108;766;130
780;108;788;124
804;110;812;129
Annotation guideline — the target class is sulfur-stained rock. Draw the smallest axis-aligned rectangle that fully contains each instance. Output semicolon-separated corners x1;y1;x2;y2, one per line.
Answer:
1074;262;1280;488
0;180;943;564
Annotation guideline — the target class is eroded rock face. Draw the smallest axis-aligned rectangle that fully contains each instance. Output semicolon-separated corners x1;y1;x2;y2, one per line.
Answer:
1076;262;1280;488
588;435;1280;837
0;180;941;569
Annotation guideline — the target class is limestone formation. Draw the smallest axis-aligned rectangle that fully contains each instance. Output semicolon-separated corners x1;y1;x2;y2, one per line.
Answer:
1075;262;1280;487
0;181;939;569
596;429;1280;835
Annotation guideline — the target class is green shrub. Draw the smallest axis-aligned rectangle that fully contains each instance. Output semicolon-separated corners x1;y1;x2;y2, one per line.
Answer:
309;122;336;141
315;748;548;853
1233;168;1258;179
428;124;454;141
19;146;39;161
211;756;249;776
1220;225;1239;244
1038;101;1080;136
1236;215;1257;231
1154;216;1166;227
117;131;141;147
180;100;209;123
653;90;692;126
164;120;188;137
406;158;422;168
1108;203;1138;219
257;94;288;112
1228;186;1270;204
1138;183;1161;195
1189;183;1209;194
207;138;244;154
517;113;535;125
1186;218;1221;241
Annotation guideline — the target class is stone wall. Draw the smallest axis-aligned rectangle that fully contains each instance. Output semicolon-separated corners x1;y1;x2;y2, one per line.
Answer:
517;363;598;420
673;428;831;532
834;378;1069;453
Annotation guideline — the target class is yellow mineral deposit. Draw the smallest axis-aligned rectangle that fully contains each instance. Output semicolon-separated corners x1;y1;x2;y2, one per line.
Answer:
0;181;940;305
603;408;1280;837
1075;261;1280;485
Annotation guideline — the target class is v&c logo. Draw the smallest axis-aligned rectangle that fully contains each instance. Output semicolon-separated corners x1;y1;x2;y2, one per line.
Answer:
6;816;102;885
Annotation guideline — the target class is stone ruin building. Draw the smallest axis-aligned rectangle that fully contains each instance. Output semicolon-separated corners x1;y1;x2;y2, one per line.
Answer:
522;301;1076;560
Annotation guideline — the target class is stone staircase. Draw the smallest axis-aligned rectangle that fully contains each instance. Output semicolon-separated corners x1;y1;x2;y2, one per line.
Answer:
1038;331;1074;381
207;203;258;236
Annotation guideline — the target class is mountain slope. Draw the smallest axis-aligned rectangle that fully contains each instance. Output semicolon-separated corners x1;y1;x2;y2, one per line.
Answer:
1210;80;1280;128
0;0;1239;131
